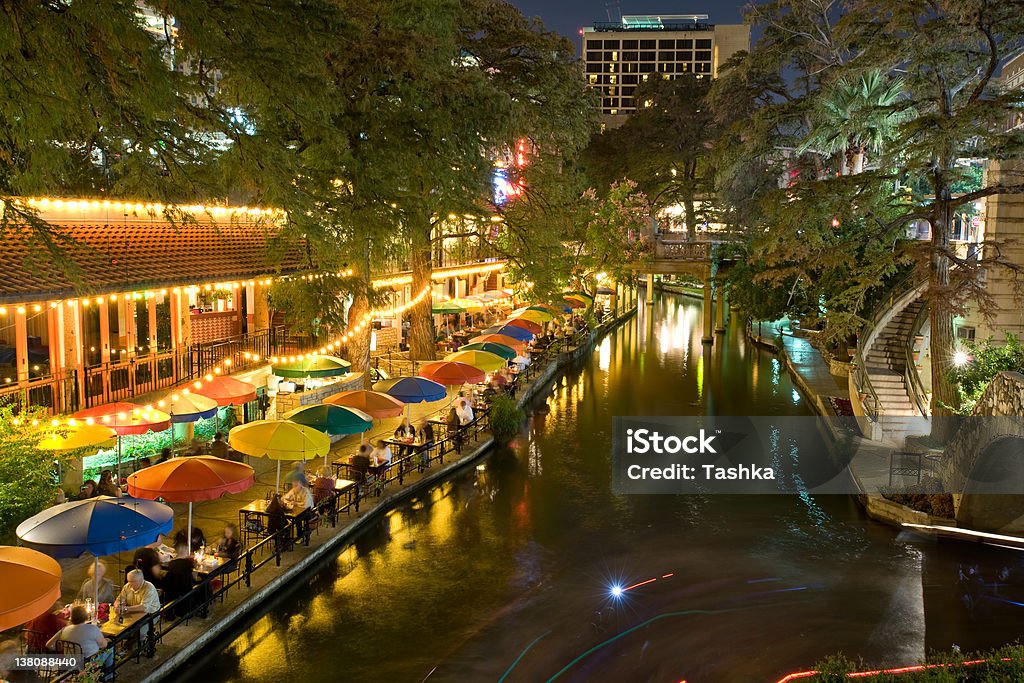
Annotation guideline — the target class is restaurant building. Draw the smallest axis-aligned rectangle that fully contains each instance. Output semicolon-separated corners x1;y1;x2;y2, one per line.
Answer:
0;198;509;417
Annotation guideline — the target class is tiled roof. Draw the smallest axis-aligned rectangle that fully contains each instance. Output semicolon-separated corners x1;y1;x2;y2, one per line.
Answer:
0;219;311;304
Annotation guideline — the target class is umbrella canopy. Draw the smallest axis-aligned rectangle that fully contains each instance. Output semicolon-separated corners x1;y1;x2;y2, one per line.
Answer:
444;350;507;372
491;324;535;342
511;309;553;325
194;376;258;406
564;291;594;304
432;301;465;314
469;333;526;352
160;392;218;423
126;456;256;502
450;297;485;311
458;342;516;361
73;403;171;436
478;290;505;301
374;377;447;404
272;355;351;379
324;389;405;419
527;304;565;317
228;420;331;461
0;547;62;631
596;286;615;295
37;423;117;452
564;298;585;309
503;318;543;335
17;496;174;559
418;361;486;387
282;404;373;436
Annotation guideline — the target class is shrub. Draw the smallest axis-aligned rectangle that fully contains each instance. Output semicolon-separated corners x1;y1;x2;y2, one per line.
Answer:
948;333;1024;414
0;404;75;540
488;395;524;445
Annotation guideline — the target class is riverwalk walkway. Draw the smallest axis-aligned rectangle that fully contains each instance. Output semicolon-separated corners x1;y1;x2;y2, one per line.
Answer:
42;306;637;683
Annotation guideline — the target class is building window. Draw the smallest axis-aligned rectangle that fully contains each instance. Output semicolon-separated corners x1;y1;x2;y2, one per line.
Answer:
609;75;617;84
586;51;602;62
611;51;618;61
623;39;638;49
585;63;601;73
609;108;618;115
696;39;712;49
640;39;656;49
678;39;693;48
658;39;674;48
957;326;976;341
640;50;655;61
607;63;617;72
624;51;638;61
676;51;693;61
588;74;598;84
586;40;602;50
604;39;620;48
696;50;712;61
603;51;614;61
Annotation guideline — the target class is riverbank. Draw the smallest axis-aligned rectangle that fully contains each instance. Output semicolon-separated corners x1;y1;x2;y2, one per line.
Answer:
125;305;637;683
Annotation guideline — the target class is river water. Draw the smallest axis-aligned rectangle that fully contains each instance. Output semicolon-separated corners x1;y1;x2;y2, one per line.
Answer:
193;295;1024;682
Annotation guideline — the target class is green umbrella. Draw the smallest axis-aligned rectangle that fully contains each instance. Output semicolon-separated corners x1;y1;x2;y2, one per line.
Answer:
282;404;373;436
272;355;351;378
458;341;516;361
432;301;466;314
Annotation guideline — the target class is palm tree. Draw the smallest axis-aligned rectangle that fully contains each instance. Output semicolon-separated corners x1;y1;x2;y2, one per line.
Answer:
800;70;905;175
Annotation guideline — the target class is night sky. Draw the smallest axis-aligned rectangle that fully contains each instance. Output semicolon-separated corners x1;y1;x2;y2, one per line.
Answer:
508;0;747;44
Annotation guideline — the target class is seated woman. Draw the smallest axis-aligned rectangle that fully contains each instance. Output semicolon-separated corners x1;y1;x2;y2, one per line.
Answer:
162;543;198;618
77;560;115;604
417;421;436;468
77;480;98;500
174;526;206;553
370;440;392;467
96;470;121;497
131;546;166;590
214;524;242;561
393;418;416;457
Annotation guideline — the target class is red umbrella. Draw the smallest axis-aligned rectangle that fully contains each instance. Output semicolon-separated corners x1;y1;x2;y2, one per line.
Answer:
74;403;171;436
127;455;256;551
194;376;257;406
418;361;486;387
504;318;543;334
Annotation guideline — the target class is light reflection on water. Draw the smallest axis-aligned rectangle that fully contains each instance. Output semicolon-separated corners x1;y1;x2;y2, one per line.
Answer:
192;294;1024;683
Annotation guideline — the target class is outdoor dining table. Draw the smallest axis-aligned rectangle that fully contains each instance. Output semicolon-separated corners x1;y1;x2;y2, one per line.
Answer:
238;499;296;544
100;610;147;638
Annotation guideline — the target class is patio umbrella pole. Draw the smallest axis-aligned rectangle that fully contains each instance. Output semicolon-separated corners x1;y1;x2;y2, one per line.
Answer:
187;502;193;554
94;555;99;613
276;460;281;492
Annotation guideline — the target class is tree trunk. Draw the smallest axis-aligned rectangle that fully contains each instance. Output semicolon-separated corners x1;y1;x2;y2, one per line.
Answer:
409;220;436;361
928;195;960;441
347;241;372;389
851;149;865;175
683;194;696;242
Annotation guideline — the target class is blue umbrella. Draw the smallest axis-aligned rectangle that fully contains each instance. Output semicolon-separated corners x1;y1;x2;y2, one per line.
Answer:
17;496;174;559
17;496;174;610
374;377;447;419
493;325;535;342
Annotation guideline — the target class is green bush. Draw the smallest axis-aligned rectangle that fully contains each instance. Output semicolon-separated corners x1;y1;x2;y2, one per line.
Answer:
488;395;524;444
0;404;75;540
948;334;1024;414
809;644;1024;680
82;414;222;480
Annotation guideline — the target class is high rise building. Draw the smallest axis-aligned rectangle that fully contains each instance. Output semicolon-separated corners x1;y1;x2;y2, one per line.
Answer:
581;14;749;125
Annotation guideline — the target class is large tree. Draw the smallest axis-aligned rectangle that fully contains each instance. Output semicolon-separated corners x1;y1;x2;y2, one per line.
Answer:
586;75;714;239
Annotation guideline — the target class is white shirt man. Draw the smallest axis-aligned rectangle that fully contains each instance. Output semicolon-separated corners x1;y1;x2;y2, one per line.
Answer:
113;570;161;635
456;399;474;425
282;480;313;514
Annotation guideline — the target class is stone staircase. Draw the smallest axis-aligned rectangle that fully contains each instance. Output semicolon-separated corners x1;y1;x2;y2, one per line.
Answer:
862;296;929;440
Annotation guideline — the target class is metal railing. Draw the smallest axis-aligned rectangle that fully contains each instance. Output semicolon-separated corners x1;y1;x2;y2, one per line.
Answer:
852;275;927;421
191;325;288;377
84;351;190;408
905;301;931;417
0;370;78;415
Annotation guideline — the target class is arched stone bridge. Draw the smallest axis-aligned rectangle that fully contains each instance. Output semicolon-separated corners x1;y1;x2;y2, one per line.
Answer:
939;372;1024;532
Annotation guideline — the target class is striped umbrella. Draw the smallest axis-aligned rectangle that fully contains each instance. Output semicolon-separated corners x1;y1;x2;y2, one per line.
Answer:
458;341;516;361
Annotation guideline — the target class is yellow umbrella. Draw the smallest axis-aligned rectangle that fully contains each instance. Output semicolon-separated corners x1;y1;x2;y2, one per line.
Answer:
444;349;508;372
37;423;117;452
228;419;331;490
511;308;553;324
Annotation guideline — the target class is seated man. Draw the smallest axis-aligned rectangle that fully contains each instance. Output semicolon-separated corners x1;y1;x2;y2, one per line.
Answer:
77;560;115;605
112;569;161;635
47;605;111;667
282;479;315;541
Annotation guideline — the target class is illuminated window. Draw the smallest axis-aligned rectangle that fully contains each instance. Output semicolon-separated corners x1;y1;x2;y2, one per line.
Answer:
610;109;618;115
609;75;617;84
588;75;598;84
611;51;618;61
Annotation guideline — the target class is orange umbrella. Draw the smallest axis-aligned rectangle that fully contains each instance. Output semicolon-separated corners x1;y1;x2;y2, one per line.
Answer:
127;456;256;552
469;333;526;352
418;361;485;387
324;389;405;419
0;546;62;631
194;376;258;406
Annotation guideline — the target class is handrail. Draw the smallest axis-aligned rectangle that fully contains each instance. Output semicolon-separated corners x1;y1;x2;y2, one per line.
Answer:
852;273;926;421
904;301;931;416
